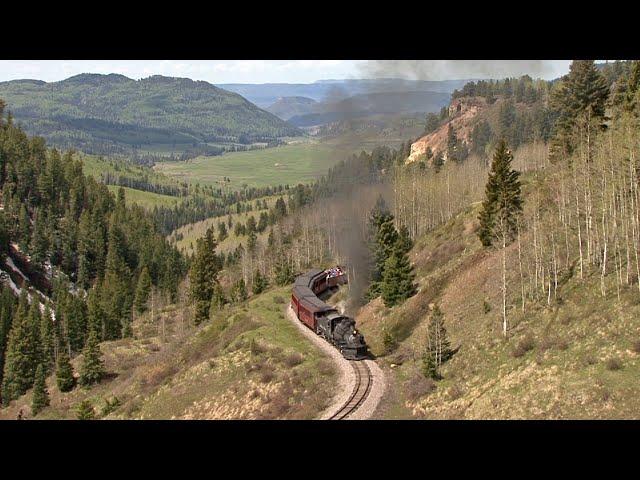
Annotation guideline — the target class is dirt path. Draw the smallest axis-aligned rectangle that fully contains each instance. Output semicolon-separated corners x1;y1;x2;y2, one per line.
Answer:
286;306;385;419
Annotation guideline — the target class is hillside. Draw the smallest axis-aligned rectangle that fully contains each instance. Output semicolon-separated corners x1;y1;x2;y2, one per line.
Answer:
0;287;337;419
359;191;640;419
0;74;300;155
266;96;318;120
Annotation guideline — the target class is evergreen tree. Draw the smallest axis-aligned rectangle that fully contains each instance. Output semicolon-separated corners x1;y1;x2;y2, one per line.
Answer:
274;255;294;286
55;348;75;392
422;305;454;380
31;363;50;415
78;330;105;387
252;269;268;295
232;279;248;303
477;140;523;336
40;304;55;375
217;221;228;242
133;266;152;315
86;284;105;339
367;211;399;299
188;227;220;324
550;60;609;159
1;292;40;404
446;124;459;162
477;140;523;247
380;245;416;307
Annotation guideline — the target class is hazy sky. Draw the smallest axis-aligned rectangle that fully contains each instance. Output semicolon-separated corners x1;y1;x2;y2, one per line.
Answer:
0;60;573;84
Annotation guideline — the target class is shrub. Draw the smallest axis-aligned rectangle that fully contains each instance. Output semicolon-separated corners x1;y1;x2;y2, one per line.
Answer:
382;325;398;354
482;300;491;314
606;358;623;371
100;396;121;417
317;359;335;376
448;384;464;401
75;400;95;420
405;373;436;401
272;295;285;304
511;334;535;358
249;339;268;356
283;352;304;367
631;340;640;354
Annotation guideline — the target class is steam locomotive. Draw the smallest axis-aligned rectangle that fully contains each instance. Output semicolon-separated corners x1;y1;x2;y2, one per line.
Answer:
291;267;368;360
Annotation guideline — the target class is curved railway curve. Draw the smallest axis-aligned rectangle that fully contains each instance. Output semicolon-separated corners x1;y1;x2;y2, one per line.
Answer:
286;304;384;419
328;360;373;420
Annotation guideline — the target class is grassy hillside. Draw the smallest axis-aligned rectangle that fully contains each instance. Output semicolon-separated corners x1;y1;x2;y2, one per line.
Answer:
0;287;337;420
170;196;278;256
358;192;640;420
0;74;300;155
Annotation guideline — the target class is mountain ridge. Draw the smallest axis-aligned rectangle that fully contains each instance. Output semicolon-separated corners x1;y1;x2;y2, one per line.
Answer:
0;74;300;156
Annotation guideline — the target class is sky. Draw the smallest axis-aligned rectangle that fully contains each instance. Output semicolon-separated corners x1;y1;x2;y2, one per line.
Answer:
0;60;574;84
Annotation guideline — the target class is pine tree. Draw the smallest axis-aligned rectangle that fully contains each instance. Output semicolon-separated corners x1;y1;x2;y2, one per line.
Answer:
274;255;294;286
134;266;152;315
102;219;132;339
367;204;399;299
446;124;459;163
31;363;50;415
55;348;75;392
86;285;105;339
1;292;40;404
252;269;268;295
40;304;55;375
380;245;416;307
477;140;523;336
422;305;454;380
78;330;105;387
189;227;220;324
232;279;248;303
550;60;609;159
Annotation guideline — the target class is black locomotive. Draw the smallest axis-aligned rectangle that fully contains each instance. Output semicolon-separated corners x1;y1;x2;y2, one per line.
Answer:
290;267;368;360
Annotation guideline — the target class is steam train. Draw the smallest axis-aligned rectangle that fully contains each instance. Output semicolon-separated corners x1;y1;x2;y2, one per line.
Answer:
291;267;368;360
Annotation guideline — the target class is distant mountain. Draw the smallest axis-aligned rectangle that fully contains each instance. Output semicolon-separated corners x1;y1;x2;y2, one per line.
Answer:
287;91;451;127
0;74;300;155
266;96;318;120
218;78;471;108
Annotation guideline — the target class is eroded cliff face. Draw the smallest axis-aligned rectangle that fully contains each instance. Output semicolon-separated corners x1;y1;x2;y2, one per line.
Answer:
407;97;486;164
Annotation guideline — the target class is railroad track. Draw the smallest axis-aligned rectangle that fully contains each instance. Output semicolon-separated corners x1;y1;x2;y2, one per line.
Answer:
328;360;372;420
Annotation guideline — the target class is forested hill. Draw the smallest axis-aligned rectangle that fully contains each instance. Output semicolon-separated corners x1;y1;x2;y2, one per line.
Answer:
0;74;301;155
0;102;186;406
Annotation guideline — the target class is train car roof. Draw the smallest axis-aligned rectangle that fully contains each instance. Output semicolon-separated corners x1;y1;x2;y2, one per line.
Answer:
292;286;316;299
299;297;335;313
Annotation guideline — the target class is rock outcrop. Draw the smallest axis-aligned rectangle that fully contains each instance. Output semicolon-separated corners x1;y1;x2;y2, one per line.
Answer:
407;97;486;164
